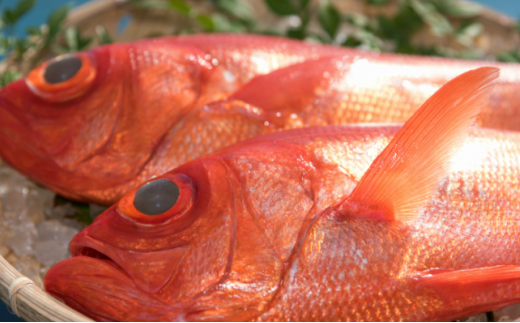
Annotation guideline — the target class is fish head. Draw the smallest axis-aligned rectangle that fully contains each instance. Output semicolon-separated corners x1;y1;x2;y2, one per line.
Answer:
44;138;322;320
0;39;214;201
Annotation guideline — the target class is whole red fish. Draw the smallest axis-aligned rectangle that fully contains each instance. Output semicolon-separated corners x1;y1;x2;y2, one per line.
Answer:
1;34;520;205
45;67;520;321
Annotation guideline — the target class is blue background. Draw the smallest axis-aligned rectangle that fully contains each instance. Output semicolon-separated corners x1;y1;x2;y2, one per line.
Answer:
0;0;518;321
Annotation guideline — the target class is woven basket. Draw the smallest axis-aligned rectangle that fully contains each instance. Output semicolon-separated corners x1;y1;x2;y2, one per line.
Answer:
0;0;518;321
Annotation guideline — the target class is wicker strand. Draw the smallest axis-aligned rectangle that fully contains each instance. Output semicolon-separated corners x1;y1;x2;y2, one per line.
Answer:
8;277;34;317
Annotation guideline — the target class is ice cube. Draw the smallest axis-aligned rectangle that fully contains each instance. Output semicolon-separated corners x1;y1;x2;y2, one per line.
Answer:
45;204;67;221
14;256;43;288
0;220;11;246
7;221;37;256
62;217;87;232
26;188;46;224
2;188;30;224
37;220;79;243
39;265;50;280
0;166;30;195
34;240;69;267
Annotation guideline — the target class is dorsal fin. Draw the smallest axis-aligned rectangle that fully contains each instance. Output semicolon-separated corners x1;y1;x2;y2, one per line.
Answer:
339;67;499;222
415;266;520;300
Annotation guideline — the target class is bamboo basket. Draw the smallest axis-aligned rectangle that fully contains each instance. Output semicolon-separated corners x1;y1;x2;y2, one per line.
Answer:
0;0;518;321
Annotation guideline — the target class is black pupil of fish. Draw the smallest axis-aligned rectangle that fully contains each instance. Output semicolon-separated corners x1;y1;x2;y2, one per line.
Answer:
133;179;180;216
44;56;82;84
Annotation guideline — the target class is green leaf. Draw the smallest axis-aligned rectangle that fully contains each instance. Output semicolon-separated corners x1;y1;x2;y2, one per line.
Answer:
286;27;305;40
95;25;113;45
305;34;326;44
345;13;369;28
300;0;310;10
257;28;282;36
0;69;22;88
210;13;245;33
318;0;341;39
2;0;35;26
52;44;69;54
456;21;482;47
44;4;70;48
409;0;453;36
54;195;93;225
431;0;481;18
169;0;191;15
195;14;214;32
12;37;30;58
26;26;41;36
65;27;78;51
128;0;169;10
342;36;362;47
214;0;252;21
3;10;16;25
496;51;520;63
74;203;93;225
63;27;92;52
264;0;297;16
366;0;390;5
13;0;36;19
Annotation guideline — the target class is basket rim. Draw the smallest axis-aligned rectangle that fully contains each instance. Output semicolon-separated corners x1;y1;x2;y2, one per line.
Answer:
0;255;93;322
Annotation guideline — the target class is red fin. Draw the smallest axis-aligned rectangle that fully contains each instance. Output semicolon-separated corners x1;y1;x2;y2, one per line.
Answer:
340;67;499;221
229;56;351;122
415;266;520;300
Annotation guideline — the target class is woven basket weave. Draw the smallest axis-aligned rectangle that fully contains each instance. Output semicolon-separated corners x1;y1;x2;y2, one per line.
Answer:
0;0;517;321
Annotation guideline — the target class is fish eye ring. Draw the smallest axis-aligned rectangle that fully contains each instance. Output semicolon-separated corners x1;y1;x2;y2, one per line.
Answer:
117;174;195;226
26;53;96;103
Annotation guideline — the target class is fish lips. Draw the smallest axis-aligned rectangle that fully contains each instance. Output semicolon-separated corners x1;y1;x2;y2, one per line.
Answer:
67;232;188;294
45;231;189;321
44;256;184;321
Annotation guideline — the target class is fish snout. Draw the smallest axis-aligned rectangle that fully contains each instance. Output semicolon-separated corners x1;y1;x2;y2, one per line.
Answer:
69;232;187;294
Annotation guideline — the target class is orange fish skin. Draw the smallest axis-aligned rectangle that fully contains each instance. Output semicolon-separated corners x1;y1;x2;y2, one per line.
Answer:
0;34;342;204
44;124;520;321
2;34;520;206
230;55;520;131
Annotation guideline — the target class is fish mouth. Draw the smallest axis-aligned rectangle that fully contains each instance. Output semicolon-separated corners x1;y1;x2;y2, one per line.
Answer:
44;256;182;321
45;233;187;321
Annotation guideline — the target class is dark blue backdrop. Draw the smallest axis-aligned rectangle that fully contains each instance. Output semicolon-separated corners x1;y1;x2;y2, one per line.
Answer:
0;0;518;321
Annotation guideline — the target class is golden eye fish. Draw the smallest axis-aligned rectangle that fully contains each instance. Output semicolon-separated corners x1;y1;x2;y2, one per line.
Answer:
1;34;519;206
45;67;520;321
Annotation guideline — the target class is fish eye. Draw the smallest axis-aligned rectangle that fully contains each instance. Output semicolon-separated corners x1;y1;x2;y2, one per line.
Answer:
118;174;195;226
26;53;96;103
44;55;83;84
133;179;180;216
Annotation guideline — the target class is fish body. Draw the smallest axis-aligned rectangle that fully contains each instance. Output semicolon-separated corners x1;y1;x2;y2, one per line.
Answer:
1;34;520;205
45;68;520;321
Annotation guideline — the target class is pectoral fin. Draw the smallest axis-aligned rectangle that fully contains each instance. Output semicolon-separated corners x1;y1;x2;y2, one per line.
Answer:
415;266;520;301
229;56;353;125
338;67;499;222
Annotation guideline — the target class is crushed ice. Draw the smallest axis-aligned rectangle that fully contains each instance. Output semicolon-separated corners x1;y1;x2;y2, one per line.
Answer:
0;159;90;288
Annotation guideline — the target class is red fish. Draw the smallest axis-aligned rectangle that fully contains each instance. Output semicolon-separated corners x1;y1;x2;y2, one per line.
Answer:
1;34;520;205
45;67;520;321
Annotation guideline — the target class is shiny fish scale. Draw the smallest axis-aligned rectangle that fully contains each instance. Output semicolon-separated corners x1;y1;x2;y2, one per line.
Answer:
255;127;520;321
